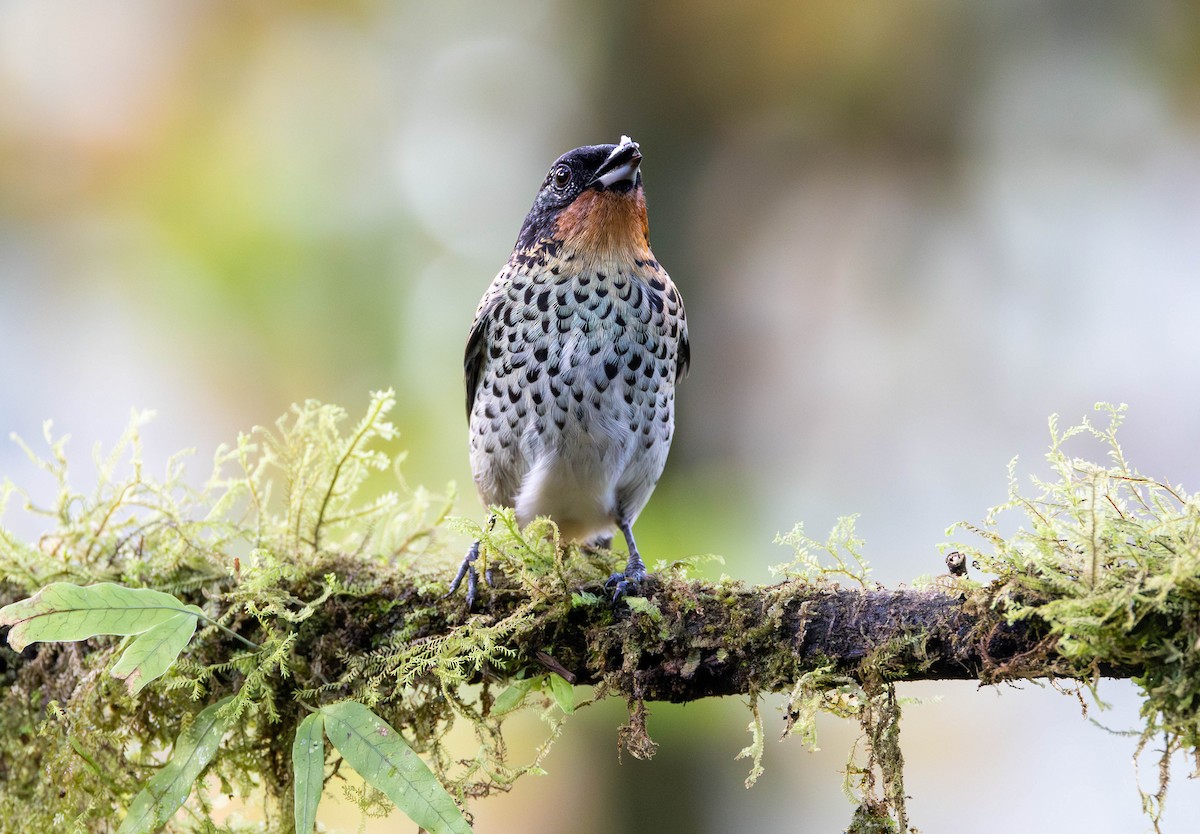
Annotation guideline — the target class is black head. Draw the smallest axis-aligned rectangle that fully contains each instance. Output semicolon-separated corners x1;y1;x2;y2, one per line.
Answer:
515;136;644;251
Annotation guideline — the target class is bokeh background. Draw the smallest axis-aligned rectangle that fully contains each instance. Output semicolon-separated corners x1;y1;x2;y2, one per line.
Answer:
3;0;1200;831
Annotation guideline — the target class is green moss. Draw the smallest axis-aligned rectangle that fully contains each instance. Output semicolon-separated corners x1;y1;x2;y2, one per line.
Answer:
1;398;1196;833
951;403;1200;831
0;394;573;831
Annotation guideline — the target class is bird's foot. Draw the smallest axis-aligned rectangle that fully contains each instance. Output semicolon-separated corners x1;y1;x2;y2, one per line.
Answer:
604;562;649;601
445;540;493;610
607;520;650;601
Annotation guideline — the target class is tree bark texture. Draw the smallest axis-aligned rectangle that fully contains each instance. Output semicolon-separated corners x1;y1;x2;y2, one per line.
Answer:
483;581;1130;700
304;563;1134;704
1;565;1136;705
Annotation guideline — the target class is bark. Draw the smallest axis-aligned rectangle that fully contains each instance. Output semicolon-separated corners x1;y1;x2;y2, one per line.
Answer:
482;581;1131;701
301;562;1132;705
1;564;1135;706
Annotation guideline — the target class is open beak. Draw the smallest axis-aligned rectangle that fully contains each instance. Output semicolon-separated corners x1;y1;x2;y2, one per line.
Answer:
591;135;642;190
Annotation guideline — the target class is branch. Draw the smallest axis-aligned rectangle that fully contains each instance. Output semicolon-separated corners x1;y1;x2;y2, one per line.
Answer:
0;567;1129;709
1;398;1191;833
290;558;1128;705
0;561;1140;714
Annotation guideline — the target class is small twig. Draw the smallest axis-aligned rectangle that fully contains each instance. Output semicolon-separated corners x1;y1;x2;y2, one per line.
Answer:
534;650;576;684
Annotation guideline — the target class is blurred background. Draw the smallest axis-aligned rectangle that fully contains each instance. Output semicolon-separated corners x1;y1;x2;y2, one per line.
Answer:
3;0;1200;831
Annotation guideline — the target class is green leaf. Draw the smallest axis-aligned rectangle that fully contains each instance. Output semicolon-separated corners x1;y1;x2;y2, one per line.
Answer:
0;582;195;651
292;712;325;834
110;609;201;694
322;701;472;834
547;673;576;714
117;696;235;834
492;675;544;716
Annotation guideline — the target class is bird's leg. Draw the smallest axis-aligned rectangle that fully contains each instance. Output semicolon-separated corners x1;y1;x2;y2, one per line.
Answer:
482;513;498;588
445;539;483;610
446;515;503;609
605;518;648;599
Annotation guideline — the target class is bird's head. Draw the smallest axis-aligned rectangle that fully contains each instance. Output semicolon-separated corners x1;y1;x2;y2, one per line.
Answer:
515;136;651;262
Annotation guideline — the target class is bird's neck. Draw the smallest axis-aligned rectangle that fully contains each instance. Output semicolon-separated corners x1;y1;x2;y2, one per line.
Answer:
552;189;651;266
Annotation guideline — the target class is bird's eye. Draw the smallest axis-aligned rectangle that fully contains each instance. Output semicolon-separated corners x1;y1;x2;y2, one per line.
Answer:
551;165;572;190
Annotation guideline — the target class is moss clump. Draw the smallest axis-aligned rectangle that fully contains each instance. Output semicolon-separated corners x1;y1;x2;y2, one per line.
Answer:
951;403;1200;830
1;397;1196;833
0;393;596;832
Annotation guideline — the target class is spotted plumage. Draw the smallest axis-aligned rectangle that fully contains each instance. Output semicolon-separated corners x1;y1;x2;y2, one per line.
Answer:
448;136;688;607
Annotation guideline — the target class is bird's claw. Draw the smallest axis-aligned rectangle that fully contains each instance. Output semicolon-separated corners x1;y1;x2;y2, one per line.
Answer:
604;565;648;601
445;540;491;610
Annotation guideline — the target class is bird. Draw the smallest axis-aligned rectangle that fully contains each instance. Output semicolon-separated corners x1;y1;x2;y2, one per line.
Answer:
447;135;689;609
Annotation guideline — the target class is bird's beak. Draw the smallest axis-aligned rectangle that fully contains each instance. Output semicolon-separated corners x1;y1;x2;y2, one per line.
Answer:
591;135;642;189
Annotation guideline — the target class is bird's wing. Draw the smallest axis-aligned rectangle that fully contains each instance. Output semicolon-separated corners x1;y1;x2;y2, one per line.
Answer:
464;281;503;418
676;300;690;382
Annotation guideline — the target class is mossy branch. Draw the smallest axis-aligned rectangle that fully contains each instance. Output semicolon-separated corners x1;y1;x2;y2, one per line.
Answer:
0;562;1104;704
0;396;1196;834
307;565;1137;702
